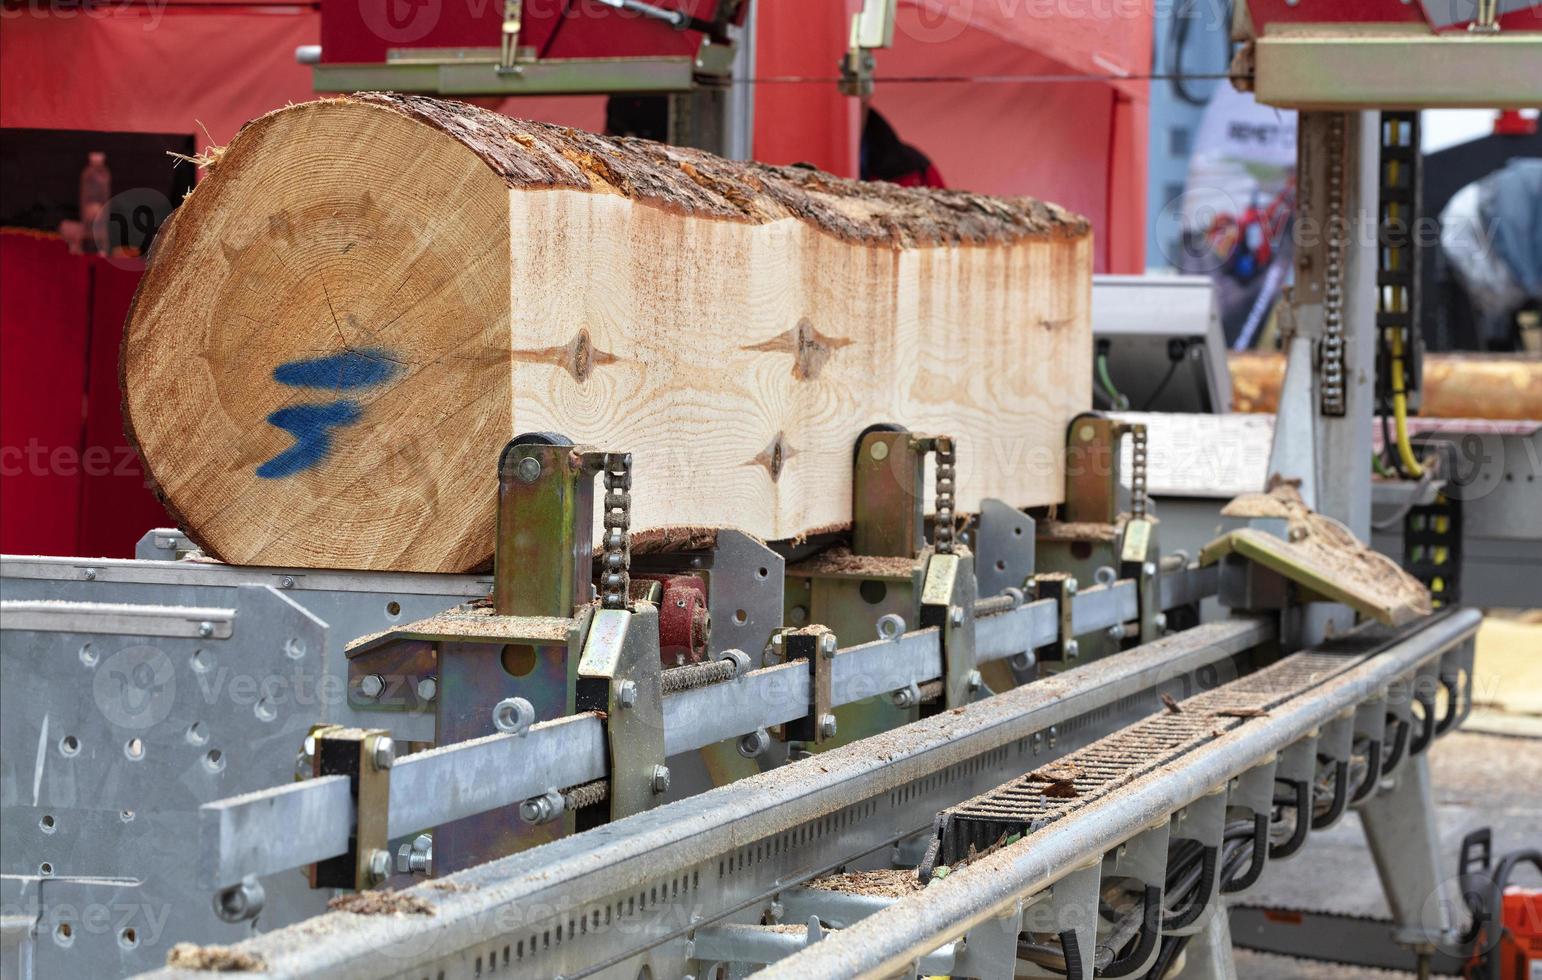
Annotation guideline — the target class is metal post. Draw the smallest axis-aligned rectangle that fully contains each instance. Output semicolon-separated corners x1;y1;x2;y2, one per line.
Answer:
1267;111;1378;538
1358;753;1455;950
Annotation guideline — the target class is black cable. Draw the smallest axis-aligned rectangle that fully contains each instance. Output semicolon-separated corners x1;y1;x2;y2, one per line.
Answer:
537;0;577;60
1140;358;1184;411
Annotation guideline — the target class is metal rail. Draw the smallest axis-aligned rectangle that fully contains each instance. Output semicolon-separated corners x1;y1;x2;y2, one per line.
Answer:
151;616;1271;979
759;608;1480;979
195;566;1214;888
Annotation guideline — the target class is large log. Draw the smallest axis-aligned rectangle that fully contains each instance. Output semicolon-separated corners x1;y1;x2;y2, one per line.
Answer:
122;93;1092;573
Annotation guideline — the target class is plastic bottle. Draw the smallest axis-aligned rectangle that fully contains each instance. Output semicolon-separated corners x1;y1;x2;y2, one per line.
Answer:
79;151;111;251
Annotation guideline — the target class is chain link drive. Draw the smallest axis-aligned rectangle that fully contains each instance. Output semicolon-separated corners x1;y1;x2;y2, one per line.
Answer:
934;436;956;554
600;452;632;609
1319;113;1348;417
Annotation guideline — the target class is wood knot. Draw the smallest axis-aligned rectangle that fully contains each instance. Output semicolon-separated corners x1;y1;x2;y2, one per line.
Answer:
744;317;852;382
751;432;796;482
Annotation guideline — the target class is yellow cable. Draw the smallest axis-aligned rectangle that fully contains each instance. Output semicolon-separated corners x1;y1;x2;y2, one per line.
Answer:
1388;329;1424;477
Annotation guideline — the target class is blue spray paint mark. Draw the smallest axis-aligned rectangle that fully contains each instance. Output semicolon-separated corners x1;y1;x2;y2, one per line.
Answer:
272;349;403;390
256;400;363;478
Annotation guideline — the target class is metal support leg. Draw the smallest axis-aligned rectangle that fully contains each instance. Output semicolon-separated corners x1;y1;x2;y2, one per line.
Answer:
1359;753;1455;950
1174;900;1240;980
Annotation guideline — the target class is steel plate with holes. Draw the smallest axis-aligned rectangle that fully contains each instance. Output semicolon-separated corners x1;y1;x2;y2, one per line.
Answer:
0;585;331;974
0;552;488;741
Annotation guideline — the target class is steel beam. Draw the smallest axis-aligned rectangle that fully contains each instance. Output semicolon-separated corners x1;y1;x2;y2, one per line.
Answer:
146;617;1274;979
757;609;1479;979
1254;24;1542;111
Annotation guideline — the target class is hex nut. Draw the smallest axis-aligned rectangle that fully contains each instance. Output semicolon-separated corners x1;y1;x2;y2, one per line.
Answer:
650;765;672;794
358;674;385;700
617;680;639;708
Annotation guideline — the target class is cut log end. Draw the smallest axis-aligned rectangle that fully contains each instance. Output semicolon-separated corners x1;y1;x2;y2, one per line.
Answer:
122;95;1093;573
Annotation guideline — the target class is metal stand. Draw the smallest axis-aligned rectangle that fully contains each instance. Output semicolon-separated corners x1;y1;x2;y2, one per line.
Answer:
1359;753;1456;951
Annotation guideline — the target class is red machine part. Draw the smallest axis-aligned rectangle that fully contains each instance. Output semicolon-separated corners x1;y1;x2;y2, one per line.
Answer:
1488;888;1542;980
636;573;710;666
321;0;734;65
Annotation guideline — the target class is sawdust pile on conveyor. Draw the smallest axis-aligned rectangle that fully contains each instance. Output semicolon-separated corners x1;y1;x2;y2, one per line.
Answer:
165;942;265;972
1221;483;1432;618
804;868;924;897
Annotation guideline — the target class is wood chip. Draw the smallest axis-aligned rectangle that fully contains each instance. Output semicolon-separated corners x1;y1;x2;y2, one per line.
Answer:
328;890;435;916
166;943;265;972
1162;693;1183;714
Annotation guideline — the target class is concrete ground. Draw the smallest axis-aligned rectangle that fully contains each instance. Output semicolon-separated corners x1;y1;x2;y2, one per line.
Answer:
1228;611;1542;977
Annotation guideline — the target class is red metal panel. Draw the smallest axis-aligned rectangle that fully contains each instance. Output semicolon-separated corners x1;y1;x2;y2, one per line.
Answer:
0;233;90;556
76;260;174;559
321;0;724;65
751;0;861;175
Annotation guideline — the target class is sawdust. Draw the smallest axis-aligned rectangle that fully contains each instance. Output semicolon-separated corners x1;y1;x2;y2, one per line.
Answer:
1038;519;1124;542
1216;707;1269;719
629;525;724;554
165;942;265;972
328;890;436;916
1218;483;1431;619
426;879;478;893
804;868;923;898
347;605;573;650
787;546;920;579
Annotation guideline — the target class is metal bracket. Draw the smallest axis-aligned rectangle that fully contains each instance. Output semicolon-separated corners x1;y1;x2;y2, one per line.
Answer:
577;606;666;821
919;551;978;710
1034;574;1080;664
496;435;614;618
852;426;957;559
780;627;837;746
1120;518;1161;644
1063;413;1146;525
307;726;393;891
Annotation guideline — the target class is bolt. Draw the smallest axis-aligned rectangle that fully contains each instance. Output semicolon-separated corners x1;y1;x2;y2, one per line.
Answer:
198;621;214;638
372;737;395;771
869;440;890;461
1048;725;1059;747
516;455;542;483
416;677;437;702
820;633;837;659
1031;731;1043;754
892;683;920;708
213;876;265;923
1154;613;1168;632
366;848;391;885
520;791;562;825
1065;639;1080;659
966;670;983;693
790;605;809;625
397;834;433;875
738;728;770;759
1065;578;1078;595
819;714;837;739
617;680;638;708
768;900;785;922
83;567;97;581
1143;562;1157;578
650;765;672;794
1107;623;1127;641
949;605;965;627
358;674;385;699
280;575;296;589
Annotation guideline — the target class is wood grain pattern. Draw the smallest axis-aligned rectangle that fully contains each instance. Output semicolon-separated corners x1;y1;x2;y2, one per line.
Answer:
122;94;1093;572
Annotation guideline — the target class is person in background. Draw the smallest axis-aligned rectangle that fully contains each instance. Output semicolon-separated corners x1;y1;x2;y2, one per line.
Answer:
861;107;945;188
